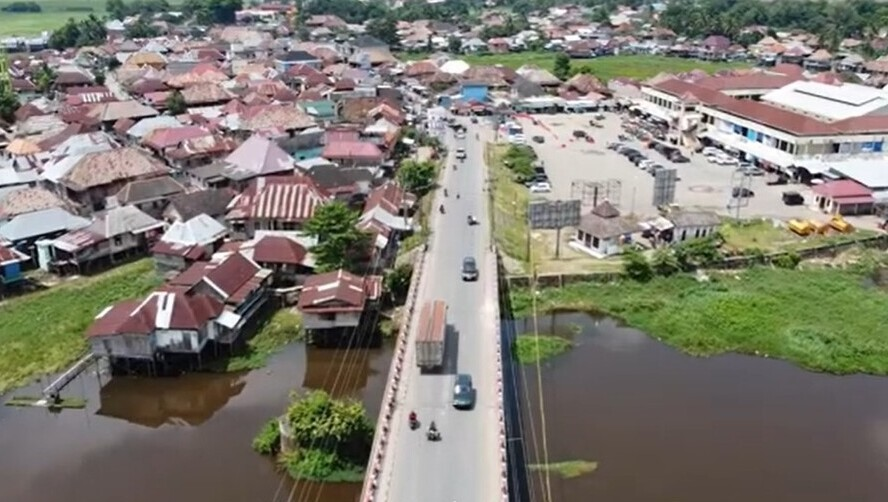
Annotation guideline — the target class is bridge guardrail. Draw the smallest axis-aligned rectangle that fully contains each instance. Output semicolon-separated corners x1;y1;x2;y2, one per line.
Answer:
360;247;427;502
490;249;509;502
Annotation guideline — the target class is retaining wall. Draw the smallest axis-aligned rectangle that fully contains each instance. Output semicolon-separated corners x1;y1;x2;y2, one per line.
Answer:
489;250;510;502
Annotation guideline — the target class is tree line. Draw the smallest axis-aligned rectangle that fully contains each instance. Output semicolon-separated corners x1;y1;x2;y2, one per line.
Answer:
661;0;888;52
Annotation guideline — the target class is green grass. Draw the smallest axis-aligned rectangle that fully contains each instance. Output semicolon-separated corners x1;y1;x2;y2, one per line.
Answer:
401;53;749;82
5;395;87;408
486;143;535;266
511;267;888;375
529;460;599;479
212;310;303;372
720;219;879;254
0;259;161;394
1;0;102;36
513;334;572;364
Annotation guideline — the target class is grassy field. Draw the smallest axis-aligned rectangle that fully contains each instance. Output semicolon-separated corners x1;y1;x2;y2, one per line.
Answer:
402;53;749;82
1;0;102;36
0;259;161;394
720;219;879;254
511;267;888;375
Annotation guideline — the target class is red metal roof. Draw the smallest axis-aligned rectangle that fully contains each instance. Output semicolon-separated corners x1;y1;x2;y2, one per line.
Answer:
227;175;327;222
204;252;262;299
86;291;223;337
0;244;28;265
812;179;873;199
297;269;381;313
252;235;308;265
143;126;211;150
363;180;415;215
322;141;383;161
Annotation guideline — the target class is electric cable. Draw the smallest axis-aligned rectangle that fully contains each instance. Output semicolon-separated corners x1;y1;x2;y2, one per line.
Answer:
529;259;553;502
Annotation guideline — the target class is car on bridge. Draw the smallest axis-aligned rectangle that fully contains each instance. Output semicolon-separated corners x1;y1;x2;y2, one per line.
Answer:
461;257;479;281
452;373;475;409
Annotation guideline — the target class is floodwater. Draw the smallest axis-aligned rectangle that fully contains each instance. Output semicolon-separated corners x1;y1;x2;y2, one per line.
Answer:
515;312;888;502
0;342;393;502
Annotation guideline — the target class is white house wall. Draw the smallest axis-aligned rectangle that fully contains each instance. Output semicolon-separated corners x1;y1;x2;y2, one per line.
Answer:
303;311;361;330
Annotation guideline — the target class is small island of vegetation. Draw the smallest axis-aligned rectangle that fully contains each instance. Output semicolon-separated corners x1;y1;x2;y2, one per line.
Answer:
252;390;373;482
529;460;599;479
513;334;573;364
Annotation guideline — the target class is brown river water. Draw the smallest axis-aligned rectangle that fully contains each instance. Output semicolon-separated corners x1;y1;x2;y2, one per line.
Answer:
0;343;393;502
516;312;888;502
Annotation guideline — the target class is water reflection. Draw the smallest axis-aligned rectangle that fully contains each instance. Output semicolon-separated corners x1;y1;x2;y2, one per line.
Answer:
97;372;247;428
516;312;888;502
303;346;380;398
0;341;392;502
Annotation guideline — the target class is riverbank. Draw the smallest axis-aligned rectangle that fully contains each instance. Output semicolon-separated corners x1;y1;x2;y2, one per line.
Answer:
510;267;888;375
0;259;161;394
211;310;303;372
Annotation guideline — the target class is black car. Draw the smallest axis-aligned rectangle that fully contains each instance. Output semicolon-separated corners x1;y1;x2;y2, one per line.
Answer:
452;373;475;409
732;187;755;198
572;129;587;138
782;191;805;206
671;154;690;163
461;257;479;281
532;135;545;143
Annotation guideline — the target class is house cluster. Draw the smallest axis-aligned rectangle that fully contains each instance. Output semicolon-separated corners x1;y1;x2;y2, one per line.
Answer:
0;28;427;369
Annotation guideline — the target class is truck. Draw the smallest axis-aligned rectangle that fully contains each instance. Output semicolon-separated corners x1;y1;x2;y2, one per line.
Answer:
415;300;447;370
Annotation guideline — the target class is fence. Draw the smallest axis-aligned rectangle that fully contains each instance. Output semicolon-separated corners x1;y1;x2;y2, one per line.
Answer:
359;247;427;502
506;234;888;288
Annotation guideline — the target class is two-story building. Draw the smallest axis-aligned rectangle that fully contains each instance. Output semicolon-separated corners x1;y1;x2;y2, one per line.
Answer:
297;269;382;343
225;174;328;238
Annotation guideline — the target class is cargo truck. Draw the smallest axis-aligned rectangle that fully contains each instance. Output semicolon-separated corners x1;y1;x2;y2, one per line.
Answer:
415;300;447;370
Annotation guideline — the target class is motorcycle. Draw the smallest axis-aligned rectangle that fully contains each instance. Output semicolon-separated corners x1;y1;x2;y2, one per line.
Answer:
467;215;477;226
439;204;445;214
409;412;419;430
426;423;441;441
443;189;448;197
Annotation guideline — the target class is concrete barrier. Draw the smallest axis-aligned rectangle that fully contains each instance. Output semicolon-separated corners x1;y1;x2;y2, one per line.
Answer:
489;250;510;502
360;247;428;502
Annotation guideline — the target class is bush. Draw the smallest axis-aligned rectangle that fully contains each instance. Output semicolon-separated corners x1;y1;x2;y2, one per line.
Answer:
773;251;801;270
1;1;41;12
384;263;413;304
252;418;282;455
622;247;653;281
501;144;537;182
650;248;680;277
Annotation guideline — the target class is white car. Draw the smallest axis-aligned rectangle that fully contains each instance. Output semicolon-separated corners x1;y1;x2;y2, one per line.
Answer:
530;182;552;193
718;156;739;166
639;159;656;169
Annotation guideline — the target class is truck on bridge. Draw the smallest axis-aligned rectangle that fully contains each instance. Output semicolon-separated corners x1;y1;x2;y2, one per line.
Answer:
415;300;447;370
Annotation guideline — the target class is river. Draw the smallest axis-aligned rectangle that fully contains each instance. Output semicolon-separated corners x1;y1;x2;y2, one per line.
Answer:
0;342;393;502
515;312;888;502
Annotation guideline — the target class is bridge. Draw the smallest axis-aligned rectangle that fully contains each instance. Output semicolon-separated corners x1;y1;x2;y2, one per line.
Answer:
360;120;527;502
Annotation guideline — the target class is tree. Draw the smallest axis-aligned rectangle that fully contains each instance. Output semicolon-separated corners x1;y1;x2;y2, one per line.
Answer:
106;0;127;19
448;36;462;54
125;17;160;39
650;247;681;277
34;64;56;94
304;201;372;272
366;15;399;47
553;52;571;81
94;70;106;86
165;90;187;115
622;247;653;282
384;263;412;304
281;390;373;480
396;160;437;195
0;90;19;124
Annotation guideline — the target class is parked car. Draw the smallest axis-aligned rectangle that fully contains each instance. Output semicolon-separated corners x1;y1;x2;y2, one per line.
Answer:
671;153;690;163
530;182;552;193
455;148;466;160
572;129;586;138
532;135;545;144
782;191;805;205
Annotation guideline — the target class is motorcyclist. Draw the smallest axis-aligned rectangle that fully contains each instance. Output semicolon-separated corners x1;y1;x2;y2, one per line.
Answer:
443;188;448;197
456;193;460;199
429;421;437;433
439;204;445;214
409;411;417;423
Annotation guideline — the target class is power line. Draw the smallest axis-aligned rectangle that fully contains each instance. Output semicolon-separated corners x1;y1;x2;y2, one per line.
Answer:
528;260;553;502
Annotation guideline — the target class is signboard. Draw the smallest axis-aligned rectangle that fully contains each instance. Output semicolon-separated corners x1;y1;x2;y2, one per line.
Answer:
528;199;582;230
652;168;678;207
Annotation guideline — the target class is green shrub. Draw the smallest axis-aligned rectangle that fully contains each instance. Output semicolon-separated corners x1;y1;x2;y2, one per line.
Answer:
622;247;653;281
252;418;281;456
773;251;801;269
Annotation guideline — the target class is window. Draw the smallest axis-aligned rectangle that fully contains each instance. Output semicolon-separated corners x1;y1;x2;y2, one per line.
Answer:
320;313;336;321
113;236;123;246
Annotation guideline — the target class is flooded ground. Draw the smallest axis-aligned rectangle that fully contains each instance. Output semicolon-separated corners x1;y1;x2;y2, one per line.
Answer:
0;342;392;502
516;312;888;502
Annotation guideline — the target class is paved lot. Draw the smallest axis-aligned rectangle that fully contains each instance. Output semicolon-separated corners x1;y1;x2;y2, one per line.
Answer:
514;112;880;227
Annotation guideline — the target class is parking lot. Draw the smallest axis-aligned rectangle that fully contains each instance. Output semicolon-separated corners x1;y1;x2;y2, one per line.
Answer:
512;112;880;227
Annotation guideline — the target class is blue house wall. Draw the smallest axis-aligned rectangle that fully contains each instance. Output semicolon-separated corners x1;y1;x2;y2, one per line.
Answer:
1;261;23;284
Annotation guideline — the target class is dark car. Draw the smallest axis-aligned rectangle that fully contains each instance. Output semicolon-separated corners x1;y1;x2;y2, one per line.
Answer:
461;256;479;281
671;154;690;163
452;373;475;409
782;191;805;206
732;187;755;198
532;135;545;143
572;129;587;138
470;116;478;124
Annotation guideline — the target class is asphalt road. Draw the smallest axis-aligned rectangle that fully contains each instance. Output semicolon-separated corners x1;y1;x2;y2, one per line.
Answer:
377;120;501;502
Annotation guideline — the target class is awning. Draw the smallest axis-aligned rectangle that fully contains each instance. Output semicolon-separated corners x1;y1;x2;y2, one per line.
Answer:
217;310;242;329
700;129;795;168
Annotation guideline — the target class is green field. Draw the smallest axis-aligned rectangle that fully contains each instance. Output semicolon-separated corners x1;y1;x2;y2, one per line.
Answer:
511;267;888;375
401;53;749;82
0;0;103;36
0;259;161;394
